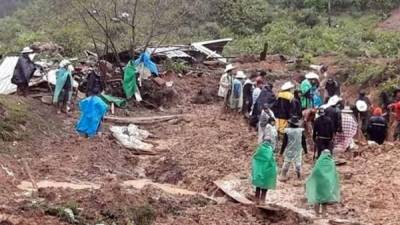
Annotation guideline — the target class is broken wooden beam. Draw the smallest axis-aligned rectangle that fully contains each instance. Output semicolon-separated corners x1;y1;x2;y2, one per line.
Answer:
105;114;189;125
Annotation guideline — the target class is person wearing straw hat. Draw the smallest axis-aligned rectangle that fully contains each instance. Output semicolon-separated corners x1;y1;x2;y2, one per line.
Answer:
313;107;335;159
300;72;320;109
53;59;74;114
367;107;387;145
218;64;235;98
229;71;246;111
274;81;295;135
353;90;371;136
279;116;307;180
333;106;358;153
11;47;36;96
325;95;343;134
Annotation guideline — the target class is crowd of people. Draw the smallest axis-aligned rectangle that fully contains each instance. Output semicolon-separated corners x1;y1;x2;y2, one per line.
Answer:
218;63;400;216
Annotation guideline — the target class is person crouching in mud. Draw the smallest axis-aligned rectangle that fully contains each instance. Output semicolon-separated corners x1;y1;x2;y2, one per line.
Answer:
306;149;340;217
53;60;74;114
252;110;278;205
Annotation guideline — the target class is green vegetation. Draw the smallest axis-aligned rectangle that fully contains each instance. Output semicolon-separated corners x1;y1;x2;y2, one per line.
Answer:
0;96;29;142
130;205;156;225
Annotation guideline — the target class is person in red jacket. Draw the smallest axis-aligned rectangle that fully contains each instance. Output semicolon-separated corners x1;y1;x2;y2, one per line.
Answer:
388;99;400;141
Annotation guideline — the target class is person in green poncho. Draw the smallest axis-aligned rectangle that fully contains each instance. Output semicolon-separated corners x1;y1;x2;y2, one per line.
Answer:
252;116;278;205
53;60;73;114
306;149;340;217
123;60;138;100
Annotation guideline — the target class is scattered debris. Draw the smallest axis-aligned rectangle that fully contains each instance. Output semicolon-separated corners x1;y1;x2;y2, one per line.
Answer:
110;124;154;153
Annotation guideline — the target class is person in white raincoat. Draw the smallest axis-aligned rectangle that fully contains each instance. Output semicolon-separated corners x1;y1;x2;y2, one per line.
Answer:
218;64;235;98
229;71;246;111
258;103;277;149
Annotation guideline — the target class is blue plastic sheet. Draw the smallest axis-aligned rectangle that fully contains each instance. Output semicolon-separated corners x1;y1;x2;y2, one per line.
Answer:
76;96;108;137
134;52;159;76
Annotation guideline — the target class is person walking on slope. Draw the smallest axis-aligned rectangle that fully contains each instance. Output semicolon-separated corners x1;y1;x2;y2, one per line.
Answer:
300;72;320;109
313;107;335;159
229;71;247;112
324;95;343;134
353;90;371;136
388;90;400;141
252;115;278;205
367;107;387;145
333;106;358;153
279;117;307;180
218;64;235;98
258;103;277;148
249;83;276;128
242;73;258;117
324;78;341;103
306;149;340;218
274;81;295;135
11;47;37;96
53;60;74;114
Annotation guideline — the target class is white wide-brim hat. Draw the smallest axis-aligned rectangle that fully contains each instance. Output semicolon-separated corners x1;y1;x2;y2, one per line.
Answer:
21;47;34;54
235;71;246;79
281;81;295;91
305;72;320;80
356;100;368;112
327;95;342;106
225;64;235;72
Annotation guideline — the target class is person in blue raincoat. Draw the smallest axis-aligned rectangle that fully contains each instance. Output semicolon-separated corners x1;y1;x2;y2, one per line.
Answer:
76;96;108;138
53;60;74;114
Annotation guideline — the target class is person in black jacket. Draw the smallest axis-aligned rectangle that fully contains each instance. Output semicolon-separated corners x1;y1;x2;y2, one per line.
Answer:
291;90;303;120
11;47;36;96
242;73;257;117
325;95;343;133
367;107;387;145
86;61;105;97
313;107;335;159
325;78;340;103
249;83;276;128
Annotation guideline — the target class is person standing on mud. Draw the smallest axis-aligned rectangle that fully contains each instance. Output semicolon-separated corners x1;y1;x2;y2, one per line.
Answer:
333;106;358;153
313;107;335;158
273;81;295;136
250;83;276;128
218;64;235;98
252;114;278;205
258;103;277;147
300;72;320;109
229;71;246;112
86;60;105;97
279;117;307;180
324;78;341;103
306;149;340;218
53;60;74;114
11;47;37;96
354;90;371;136
367;107;387;145
242;73;257;118
388;90;400;141
324;95;343;134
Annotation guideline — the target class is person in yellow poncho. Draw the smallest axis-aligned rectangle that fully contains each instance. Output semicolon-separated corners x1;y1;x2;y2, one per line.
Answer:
273;81;295;135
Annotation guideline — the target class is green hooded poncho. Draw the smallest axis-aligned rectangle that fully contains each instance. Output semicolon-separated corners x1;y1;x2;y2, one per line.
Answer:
251;143;278;189
306;151;340;204
123;60;137;99
300;79;313;109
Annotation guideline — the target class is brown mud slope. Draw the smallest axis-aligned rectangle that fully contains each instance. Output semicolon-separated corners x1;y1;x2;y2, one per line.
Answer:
378;7;400;31
0;59;399;224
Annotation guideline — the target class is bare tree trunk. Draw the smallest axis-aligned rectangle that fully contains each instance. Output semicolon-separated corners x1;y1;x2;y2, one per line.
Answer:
328;0;332;27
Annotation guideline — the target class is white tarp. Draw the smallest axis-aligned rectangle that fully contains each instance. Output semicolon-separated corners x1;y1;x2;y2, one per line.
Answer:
0;57;19;94
110;124;153;152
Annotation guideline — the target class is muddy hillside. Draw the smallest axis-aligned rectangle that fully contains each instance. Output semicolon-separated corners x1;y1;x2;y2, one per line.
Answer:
0;54;399;225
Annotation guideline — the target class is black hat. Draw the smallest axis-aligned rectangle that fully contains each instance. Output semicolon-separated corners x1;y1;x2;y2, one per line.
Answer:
288;116;300;126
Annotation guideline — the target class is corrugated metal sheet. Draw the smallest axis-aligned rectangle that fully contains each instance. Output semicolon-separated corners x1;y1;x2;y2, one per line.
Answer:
0;57;19;94
147;47;192;59
191;38;233;63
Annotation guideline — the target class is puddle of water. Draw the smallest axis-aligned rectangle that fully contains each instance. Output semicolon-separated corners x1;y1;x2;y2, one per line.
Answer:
17;180;101;191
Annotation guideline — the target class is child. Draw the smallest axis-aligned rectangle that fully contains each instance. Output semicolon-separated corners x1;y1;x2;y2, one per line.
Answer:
306;149;340;217
252;115;278;205
280;116;307;180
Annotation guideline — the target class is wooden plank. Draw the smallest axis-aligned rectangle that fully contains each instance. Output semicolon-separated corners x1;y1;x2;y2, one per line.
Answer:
105;114;188;125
